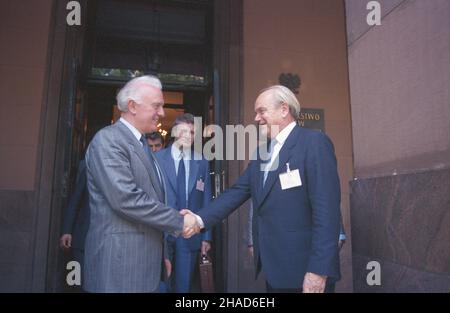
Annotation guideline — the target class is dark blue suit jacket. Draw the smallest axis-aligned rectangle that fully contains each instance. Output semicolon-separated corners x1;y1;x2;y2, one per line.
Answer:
156;147;212;251
61;159;90;251
198;125;341;288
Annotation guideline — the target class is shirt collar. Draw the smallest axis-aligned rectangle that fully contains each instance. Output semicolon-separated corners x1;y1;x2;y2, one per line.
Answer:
119;117;143;143
274;121;297;145
171;144;191;160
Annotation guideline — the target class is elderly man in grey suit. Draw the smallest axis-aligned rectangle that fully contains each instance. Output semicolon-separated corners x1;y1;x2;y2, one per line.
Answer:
83;75;198;293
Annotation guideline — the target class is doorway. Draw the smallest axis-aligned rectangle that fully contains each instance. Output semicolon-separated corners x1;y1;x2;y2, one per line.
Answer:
31;0;244;293
57;0;226;292
79;0;215;153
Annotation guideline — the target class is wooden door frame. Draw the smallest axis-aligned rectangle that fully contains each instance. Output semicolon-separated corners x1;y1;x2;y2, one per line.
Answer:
213;0;244;292
33;0;244;292
32;0;91;292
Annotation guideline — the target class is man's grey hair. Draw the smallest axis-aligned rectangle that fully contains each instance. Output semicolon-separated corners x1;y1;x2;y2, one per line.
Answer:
116;75;162;112
260;85;301;119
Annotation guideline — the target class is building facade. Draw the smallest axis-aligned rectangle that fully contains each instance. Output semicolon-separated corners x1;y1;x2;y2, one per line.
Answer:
0;0;448;292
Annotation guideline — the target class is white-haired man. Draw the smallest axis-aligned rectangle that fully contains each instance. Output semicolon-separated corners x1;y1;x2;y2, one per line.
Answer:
83;75;198;292
184;85;342;293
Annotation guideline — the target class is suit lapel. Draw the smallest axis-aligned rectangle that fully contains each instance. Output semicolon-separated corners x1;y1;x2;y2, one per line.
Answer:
188;157;199;195
162;148;177;193
116;121;164;201
254;157;264;205
152;155;166;202
257;125;301;208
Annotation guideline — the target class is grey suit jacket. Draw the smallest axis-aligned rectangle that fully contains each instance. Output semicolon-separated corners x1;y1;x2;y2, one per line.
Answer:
83;120;184;293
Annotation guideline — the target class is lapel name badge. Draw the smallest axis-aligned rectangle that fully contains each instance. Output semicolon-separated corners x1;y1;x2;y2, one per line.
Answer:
279;162;302;190
196;178;205;192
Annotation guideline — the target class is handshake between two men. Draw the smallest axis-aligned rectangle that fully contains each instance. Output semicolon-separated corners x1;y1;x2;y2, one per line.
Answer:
180;209;202;238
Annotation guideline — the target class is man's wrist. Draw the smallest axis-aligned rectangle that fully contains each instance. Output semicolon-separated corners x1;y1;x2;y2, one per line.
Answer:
306;272;327;280
195;214;205;229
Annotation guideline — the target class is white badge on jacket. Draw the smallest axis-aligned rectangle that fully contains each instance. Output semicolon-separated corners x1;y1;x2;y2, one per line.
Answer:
279;163;302;190
196;178;205;192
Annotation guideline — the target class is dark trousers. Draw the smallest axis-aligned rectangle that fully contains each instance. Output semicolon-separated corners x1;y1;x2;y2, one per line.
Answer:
266;281;336;293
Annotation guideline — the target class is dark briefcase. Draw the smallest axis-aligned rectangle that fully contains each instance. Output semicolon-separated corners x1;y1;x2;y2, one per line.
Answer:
199;253;215;293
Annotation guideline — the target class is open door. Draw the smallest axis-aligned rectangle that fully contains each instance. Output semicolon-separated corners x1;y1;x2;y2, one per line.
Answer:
45;28;92;294
211;0;244;292
49;0;217;292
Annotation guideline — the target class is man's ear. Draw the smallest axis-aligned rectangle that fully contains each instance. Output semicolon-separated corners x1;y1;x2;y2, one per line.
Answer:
281;103;290;118
128;100;137;115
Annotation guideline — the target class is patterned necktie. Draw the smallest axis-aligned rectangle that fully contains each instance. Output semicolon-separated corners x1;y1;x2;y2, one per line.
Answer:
176;151;187;210
140;135;163;188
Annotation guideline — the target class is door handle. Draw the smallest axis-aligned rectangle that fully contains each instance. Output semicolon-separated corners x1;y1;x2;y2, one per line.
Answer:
209;171;220;198
221;170;226;193
215;172;221;198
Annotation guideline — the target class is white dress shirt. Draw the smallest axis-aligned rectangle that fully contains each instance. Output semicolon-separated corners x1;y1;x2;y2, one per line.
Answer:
196;121;297;229
120;117;143;143
171;144;191;204
263;121;297;183
119;117;163;184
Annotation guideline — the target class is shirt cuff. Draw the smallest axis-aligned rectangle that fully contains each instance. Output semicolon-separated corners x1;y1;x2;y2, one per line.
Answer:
195;214;205;229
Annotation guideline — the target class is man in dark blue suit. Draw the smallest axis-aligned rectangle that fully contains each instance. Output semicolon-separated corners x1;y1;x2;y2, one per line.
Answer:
183;85;342;293
60;159;90;289
156;113;212;293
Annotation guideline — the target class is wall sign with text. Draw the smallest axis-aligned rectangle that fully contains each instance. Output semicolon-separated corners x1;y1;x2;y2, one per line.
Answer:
298;108;325;132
